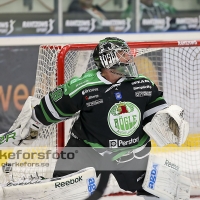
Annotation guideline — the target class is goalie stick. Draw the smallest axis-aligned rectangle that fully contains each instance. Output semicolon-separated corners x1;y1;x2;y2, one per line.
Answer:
84;153;114;200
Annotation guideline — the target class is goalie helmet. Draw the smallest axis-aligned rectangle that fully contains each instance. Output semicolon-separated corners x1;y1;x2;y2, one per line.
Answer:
93;37;138;78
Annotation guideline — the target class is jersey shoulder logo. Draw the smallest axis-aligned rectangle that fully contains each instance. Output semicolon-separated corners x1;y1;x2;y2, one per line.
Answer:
50;86;63;102
107;101;141;137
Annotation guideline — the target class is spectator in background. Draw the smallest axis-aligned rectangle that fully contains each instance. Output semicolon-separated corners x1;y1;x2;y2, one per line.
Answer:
122;0;176;32
68;0;106;18
140;0;176;32
67;0;110;32
140;0;176;19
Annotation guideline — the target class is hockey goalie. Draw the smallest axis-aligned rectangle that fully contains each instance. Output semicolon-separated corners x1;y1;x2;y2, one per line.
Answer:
0;37;191;200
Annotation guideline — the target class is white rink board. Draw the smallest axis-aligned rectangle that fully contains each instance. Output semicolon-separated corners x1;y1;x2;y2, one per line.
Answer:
0;32;200;46
101;196;143;200
101;196;200;200
100;195;200;200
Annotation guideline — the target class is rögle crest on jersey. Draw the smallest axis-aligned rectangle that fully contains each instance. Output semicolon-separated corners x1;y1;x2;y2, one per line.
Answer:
107;102;141;137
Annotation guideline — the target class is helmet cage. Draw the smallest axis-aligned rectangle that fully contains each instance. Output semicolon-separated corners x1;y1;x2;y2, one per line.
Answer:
98;42;138;78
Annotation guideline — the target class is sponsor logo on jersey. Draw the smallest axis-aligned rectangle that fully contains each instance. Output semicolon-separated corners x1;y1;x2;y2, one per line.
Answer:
109;139;118;148
70;78;81;85
135;91;152;97
114;92;122;100
82;88;98;95
87;177;96;194
86;99;103;107
107;102;141;137
109;137;139;148
148;163;158;190
119;137;139;146
131;80;150;85
55;176;83;188
164;159;179;171
85;95;99;100
83;73;94;78
133;85;152;90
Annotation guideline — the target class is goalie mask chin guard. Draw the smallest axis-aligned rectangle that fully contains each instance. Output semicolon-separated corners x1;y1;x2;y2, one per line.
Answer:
93;37;138;78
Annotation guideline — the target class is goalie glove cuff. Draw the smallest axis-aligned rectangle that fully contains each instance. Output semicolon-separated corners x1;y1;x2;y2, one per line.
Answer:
143;105;189;147
13;118;43;146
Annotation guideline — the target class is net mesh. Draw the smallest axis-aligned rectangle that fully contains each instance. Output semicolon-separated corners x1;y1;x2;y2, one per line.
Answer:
0;45;61;184
0;43;200;196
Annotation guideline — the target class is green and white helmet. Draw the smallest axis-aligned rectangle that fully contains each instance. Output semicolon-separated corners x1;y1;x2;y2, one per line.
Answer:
93;37;138;78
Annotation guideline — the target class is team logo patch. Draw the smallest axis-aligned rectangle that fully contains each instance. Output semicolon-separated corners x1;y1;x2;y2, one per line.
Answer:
107;102;141;137
114;92;122;100
51;88;63;102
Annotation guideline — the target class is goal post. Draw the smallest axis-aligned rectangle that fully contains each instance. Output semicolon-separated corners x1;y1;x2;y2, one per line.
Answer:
56;40;200;144
0;40;200;197
46;40;200;196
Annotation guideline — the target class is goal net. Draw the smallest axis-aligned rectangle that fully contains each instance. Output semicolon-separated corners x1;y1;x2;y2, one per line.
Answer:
0;40;200;197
